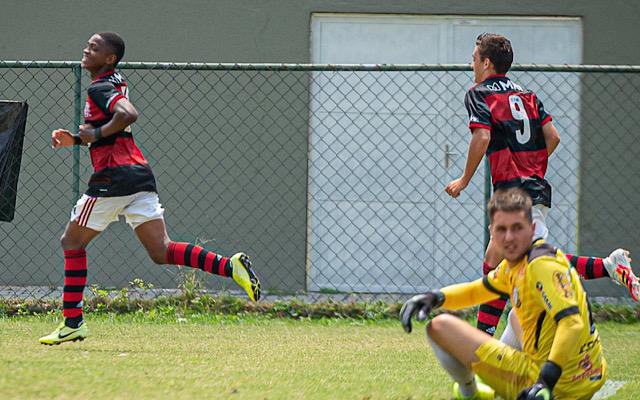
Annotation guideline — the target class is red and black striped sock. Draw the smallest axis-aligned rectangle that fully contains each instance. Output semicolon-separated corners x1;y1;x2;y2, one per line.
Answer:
165;241;232;277
477;262;507;336
565;254;609;279
63;249;87;328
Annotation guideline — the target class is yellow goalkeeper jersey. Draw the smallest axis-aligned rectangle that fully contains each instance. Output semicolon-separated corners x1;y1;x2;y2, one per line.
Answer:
484;239;606;387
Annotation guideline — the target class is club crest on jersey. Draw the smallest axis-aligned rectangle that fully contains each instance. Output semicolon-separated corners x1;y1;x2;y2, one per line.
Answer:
553;270;573;298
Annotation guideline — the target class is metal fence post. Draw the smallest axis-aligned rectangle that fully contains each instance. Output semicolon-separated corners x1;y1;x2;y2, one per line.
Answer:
72;64;81;201
483;159;491;250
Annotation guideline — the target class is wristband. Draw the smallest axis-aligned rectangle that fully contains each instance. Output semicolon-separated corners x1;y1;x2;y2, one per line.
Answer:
73;135;82;145
94;126;103;141
433;290;446;308
538;360;562;390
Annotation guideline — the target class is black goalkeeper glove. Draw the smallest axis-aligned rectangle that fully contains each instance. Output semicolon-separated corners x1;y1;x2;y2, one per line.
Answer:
517;360;562;400
517;383;553;400
399;291;445;333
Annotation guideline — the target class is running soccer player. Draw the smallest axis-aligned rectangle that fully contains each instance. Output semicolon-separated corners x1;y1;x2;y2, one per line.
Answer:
39;32;261;345
445;33;639;337
401;188;607;400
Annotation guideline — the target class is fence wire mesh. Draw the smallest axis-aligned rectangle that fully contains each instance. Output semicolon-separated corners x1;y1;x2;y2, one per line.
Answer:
0;62;638;301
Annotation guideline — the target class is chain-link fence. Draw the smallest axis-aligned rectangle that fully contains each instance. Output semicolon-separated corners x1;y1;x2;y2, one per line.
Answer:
0;62;638;301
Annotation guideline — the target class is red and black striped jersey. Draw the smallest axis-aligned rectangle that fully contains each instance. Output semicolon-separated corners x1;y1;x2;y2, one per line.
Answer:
84;70;156;197
465;75;553;207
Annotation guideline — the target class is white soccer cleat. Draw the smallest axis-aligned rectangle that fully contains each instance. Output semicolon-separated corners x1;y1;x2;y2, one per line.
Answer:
603;249;639;302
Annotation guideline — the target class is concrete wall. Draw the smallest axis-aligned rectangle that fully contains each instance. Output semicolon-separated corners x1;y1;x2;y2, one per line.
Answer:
1;1;639;296
2;1;640;64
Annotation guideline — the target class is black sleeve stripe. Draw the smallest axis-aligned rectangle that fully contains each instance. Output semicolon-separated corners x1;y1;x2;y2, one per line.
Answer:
554;306;580;322
585;257;595;279
482;275;509;297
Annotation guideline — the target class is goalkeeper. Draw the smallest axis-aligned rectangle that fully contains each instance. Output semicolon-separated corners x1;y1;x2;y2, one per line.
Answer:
401;187;606;400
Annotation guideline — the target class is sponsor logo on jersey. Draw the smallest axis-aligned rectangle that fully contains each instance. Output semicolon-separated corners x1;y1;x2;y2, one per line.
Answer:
571;354;603;382
536;281;553;310
579;335;600;354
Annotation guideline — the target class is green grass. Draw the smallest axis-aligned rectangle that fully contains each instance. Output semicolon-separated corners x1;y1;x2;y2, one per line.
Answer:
0;314;638;399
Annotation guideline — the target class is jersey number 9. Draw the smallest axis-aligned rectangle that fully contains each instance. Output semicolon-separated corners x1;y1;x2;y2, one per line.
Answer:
509;95;531;144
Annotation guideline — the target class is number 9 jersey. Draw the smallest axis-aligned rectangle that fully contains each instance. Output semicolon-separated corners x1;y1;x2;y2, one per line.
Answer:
464;74;552;207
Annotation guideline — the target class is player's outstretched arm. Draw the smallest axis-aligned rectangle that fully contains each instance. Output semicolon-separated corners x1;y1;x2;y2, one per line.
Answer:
445;128;490;198
51;129;81;148
400;278;500;333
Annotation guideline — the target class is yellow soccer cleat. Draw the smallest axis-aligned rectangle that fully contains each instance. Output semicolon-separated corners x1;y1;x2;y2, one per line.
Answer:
230;252;261;301
39;322;88;345
453;379;495;400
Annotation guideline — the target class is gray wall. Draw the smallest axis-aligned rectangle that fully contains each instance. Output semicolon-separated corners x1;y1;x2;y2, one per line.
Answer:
1;1;639;296
2;1;640;64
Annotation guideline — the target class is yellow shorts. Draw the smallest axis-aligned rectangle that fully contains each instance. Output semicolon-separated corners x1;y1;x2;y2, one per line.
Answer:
472;340;606;400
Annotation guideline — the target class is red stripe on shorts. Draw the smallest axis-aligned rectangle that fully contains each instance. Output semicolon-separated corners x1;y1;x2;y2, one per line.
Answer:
79;197;97;227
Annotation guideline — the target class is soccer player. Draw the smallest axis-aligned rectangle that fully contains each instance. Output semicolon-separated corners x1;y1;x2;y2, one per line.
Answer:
445;33;639;336
39;32;261;345
401;188;607;400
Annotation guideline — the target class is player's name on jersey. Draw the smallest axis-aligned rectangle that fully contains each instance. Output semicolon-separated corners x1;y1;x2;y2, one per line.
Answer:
486;79;523;92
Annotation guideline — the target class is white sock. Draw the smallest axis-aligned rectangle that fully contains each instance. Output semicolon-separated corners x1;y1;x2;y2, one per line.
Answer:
500;309;523;351
427;334;477;397
499;318;521;350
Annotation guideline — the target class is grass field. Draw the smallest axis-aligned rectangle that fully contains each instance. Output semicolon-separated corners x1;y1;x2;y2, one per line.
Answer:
1;314;638;399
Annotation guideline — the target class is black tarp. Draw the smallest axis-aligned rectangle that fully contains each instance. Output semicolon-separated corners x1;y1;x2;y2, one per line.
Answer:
0;101;28;222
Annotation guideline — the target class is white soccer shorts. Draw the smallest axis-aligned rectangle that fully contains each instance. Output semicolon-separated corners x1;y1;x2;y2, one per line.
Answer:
70;191;165;231
532;204;549;241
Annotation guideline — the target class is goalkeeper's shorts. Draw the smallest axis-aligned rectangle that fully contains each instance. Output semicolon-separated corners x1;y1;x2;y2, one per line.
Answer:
471;339;606;400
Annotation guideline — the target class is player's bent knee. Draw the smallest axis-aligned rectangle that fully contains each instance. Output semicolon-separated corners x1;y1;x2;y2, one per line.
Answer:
148;251;167;265
60;233;83;250
427;313;455;339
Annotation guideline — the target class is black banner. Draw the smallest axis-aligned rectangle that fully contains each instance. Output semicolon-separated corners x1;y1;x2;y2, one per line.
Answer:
0;101;28;222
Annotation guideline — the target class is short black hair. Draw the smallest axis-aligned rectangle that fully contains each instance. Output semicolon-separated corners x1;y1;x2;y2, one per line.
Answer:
488;188;533;223
97;32;125;66
475;33;513;74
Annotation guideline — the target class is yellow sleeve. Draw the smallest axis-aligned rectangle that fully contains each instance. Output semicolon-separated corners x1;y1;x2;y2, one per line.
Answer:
484;261;510;297
548;313;583;368
440;278;501;310
528;257;583;370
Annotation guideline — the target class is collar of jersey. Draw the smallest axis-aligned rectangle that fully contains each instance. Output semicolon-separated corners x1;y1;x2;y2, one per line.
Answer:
92;69;117;82
483;73;507;82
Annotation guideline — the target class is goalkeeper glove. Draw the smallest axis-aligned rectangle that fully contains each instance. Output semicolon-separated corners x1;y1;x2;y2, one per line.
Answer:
517;383;552;400
399;291;445;333
517;360;562;400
